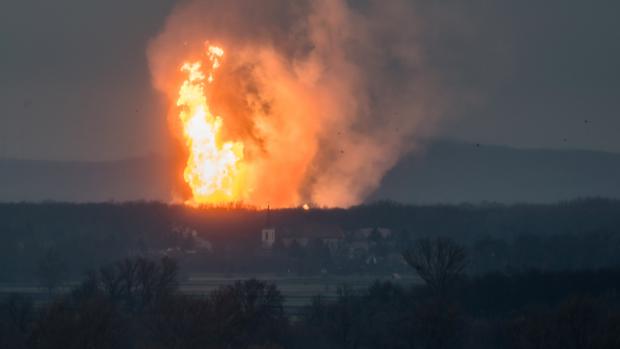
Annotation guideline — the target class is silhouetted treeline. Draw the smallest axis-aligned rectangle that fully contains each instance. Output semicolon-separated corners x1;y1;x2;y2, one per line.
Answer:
2;198;620;282
2;256;620;348
1;257;287;349
294;271;620;349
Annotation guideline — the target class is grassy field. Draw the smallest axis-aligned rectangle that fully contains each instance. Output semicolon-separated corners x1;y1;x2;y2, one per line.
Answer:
182;273;421;309
1;273;421;310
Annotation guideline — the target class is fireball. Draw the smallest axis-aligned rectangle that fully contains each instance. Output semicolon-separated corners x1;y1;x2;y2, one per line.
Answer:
176;45;245;205
149;0;435;208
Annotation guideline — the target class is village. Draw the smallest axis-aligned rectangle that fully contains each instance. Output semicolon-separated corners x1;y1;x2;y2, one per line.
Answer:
158;222;412;276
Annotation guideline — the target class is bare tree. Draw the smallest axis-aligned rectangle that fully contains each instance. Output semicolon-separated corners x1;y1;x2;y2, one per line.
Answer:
31;292;128;349
403;237;467;296
83;256;178;314
0;294;34;349
209;279;287;348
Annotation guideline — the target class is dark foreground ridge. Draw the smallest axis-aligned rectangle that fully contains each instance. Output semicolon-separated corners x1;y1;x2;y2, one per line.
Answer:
2;256;620;348
2;200;620;347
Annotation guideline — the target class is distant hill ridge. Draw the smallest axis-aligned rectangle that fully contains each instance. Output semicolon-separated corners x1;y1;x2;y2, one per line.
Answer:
1;141;619;204
370;141;620;204
0;155;172;202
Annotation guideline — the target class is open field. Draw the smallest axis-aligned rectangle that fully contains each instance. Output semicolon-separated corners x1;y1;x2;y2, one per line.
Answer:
182;273;421;310
0;273;421;312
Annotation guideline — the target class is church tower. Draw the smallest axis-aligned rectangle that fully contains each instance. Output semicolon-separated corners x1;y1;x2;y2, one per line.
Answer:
261;205;276;248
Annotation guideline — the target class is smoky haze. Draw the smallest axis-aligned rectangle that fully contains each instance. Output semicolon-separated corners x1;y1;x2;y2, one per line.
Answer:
1;0;619;162
148;0;448;207
0;0;619;204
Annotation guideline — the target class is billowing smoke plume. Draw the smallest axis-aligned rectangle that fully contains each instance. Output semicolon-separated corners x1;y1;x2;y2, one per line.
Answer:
148;0;445;207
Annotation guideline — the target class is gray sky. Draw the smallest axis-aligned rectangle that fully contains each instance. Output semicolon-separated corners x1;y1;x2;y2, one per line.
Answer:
1;0;619;161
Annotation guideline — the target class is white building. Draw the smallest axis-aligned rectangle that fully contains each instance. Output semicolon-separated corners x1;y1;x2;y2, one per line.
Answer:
260;224;344;254
261;227;276;248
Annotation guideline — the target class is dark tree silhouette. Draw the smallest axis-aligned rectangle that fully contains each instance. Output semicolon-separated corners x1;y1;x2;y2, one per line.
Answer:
209;279;287;348
83;256;178;314
0;294;34;349
31;292;127;349
146;295;213;349
403;237;467;296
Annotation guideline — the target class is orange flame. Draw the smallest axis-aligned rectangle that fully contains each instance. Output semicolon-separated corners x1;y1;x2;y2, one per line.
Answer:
176;45;245;205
